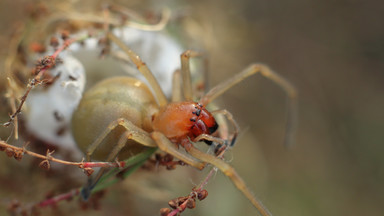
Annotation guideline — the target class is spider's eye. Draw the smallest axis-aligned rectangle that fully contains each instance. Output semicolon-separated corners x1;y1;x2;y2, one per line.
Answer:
189;104;218;139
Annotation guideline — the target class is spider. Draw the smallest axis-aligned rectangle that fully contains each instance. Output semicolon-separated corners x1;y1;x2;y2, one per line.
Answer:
72;32;297;216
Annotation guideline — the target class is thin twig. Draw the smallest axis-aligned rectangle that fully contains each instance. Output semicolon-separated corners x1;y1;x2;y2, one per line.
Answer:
37;188;80;208
0;140;127;170
4;148;157;212
2;35;88;127
166;144;229;216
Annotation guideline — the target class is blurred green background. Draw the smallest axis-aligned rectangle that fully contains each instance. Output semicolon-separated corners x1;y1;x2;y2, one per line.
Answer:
0;0;383;216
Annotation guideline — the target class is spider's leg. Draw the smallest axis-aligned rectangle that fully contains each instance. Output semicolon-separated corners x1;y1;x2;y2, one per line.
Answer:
82;118;156;200
108;32;168;107
200;64;297;147
184;142;272;216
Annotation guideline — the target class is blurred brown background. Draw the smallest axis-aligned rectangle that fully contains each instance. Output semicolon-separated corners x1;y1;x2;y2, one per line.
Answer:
1;0;383;216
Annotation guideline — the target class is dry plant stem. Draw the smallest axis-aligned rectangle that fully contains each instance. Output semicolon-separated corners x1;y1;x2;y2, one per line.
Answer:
47;7;170;32
5;189;81;215
0;140;127;169
108;4;148;23
11;148;156;211
109;6;171;31
5;78;20;139
3;71;44;127
4;25;27;139
167;167;216;216
2;36;85;127
37;188;80;208
167;145;228;216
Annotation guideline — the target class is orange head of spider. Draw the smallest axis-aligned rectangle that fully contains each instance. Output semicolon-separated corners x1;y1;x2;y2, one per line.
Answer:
152;101;218;147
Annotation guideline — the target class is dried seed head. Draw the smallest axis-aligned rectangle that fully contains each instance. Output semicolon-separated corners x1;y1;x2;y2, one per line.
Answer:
186;198;196;209
83;167;94;176
50;37;59;47
36;56;55;72
197;189;208;201
160;208;171;216
168;199;178;209
13;151;23;161
39;160;51;170
168;196;188;209
163;154;173;162
177;196;188;205
166;164;176;170
5;148;15;157
29;42;46;53
21;208;28;216
61;30;70;40
7;199;20;211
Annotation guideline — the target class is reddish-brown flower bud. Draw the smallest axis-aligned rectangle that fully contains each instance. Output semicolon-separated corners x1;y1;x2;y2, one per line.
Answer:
39;160;51;170
198;189;208;201
13;151;23;161
5;148;15;157
83;167;94;176
177;196;188;205
50;37;59;47
29;42;46;53
166;164;176;170
186;198;196;209
160;208;171;216
61;30;70;40
163;154;173;162
168;199;178;209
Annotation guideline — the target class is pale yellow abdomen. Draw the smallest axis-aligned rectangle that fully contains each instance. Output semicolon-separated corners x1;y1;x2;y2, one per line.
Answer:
71;77;158;160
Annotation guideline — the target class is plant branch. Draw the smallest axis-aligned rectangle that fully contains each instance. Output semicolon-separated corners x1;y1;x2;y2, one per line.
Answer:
2;34;89;128
0;140;145;174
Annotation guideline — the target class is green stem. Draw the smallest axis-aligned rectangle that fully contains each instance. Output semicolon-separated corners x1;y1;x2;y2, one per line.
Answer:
92;147;157;193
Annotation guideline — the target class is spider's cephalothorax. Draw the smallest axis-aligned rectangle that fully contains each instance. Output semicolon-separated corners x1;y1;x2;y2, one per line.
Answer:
152;102;218;146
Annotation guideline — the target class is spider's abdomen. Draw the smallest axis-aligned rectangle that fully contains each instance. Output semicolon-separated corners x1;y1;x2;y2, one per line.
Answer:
152;102;218;142
72;77;158;160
